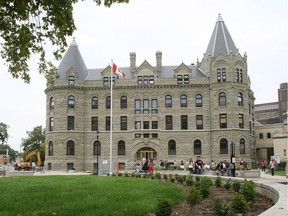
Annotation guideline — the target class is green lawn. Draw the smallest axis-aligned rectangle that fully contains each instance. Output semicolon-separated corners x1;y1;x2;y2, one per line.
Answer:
265;170;286;176
0;175;184;216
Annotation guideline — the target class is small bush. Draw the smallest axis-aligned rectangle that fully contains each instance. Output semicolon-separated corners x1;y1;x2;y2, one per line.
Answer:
118;172;122;177
124;172;129;177
229;193;250;215
214;176;222;187
112;172;117;177
185;175;194;186
187;186;202;207
224;179;231;190
131;172;135;177
210;198;236;216
170;177;175;183
198;177;212;198
163;173;168;181
195;176;201;182
155;172;162;180
241;179;256;203
232;181;241;192
155;198;173;216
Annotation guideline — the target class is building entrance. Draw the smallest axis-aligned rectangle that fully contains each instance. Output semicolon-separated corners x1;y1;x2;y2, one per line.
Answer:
135;147;158;166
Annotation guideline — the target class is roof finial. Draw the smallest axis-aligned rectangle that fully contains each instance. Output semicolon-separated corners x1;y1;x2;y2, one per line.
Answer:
217;13;223;22
71;37;77;46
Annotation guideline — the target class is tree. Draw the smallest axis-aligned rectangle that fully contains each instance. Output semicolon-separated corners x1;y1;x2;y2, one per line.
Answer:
21;126;45;162
0;0;129;83
0;122;9;144
0;144;17;163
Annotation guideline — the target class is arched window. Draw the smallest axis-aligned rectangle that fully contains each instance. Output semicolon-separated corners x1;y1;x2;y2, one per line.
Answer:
267;133;271;139
219;92;226;106
93;140;101;156
180;95;187;107
238;92;243;106
220;138;228;154
67;140;75;155
240;138;245;154
195;94;202;107
194;139;202;155
118;140;125;155
50;97;54;110
48;141;53;156
120;96;127;108
259;133;264;139
168;140;176;155
165;95;172;108
92;97;98;109
68;95;75;108
106;96;111;109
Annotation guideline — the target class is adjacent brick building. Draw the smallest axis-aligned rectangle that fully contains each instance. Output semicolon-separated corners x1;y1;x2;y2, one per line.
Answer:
45;14;256;172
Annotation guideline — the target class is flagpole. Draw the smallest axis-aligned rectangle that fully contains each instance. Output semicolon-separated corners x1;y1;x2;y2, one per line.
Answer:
110;59;113;174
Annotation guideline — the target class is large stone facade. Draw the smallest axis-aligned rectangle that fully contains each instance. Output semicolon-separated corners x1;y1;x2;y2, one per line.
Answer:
45;14;256;172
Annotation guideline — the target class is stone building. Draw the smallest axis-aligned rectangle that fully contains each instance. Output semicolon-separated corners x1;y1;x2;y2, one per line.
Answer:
255;83;288;163
45;14;256;172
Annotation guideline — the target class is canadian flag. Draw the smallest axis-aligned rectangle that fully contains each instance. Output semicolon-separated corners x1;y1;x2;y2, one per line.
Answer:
112;63;126;79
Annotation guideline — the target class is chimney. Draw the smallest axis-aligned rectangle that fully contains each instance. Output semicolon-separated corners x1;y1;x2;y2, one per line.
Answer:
129;52;136;71
156;51;162;71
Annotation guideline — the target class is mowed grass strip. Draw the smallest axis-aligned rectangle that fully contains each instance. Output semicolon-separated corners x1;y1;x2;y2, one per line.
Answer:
0;175;184;216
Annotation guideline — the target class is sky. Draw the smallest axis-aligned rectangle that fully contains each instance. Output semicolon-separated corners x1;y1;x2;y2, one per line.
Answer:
0;0;287;151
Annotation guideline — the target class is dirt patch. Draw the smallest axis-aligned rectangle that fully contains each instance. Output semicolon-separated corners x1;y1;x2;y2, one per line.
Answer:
171;185;273;216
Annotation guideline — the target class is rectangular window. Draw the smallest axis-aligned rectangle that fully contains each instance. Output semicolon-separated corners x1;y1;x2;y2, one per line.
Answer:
152;121;158;129
49;117;54;131
68;76;75;85
239;114;244;128
149;76;154;85
67;116;74;130
151;133;158;138
143;121;149;129
196;115;203;129
166;115;173;130
103;77;109;86
120;116;127;130
151;99;158;114
219;114;227;128
91;117;98;131
184;75;189;84
217;69;221;82
143;133;150;138
135;99;141;114
143;99;149;114
106;116;110;131
135;133;141;138
143;76;148;85
181;115;188;130
137;76;142;85
177;75;183;84
135;121;141;129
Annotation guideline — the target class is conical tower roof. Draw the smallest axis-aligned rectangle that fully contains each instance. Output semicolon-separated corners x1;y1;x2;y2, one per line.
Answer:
204;14;238;58
57;38;88;80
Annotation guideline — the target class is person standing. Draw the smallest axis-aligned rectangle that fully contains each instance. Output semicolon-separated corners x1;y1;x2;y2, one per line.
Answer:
261;161;266;172
269;159;276;176
40;162;45;174
31;161;36;173
188;159;193;174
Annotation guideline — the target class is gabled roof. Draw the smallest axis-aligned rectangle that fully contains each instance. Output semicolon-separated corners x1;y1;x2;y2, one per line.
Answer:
204;14;238;58
57;38;88;80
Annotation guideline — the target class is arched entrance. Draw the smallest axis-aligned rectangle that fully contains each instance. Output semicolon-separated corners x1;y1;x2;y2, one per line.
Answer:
135;147;158;166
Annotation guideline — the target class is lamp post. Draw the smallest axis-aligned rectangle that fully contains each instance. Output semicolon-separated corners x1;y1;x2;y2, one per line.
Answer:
96;131;99;175
230;141;236;177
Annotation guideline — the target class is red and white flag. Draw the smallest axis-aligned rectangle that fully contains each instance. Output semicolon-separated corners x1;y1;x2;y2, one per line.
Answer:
112;63;126;79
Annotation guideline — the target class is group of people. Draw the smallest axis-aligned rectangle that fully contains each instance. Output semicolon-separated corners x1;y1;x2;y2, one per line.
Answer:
256;159;277;176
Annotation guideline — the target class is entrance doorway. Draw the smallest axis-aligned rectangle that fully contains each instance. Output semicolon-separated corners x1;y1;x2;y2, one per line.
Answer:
135;147;158;166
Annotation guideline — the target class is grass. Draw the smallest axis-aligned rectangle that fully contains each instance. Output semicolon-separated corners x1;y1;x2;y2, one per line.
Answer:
0;175;184;216
265;170;286;176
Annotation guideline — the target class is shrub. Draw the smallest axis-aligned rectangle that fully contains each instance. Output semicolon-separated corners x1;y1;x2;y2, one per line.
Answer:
143;173;148;178
232;181;241;192
198;177;212;198
195;176;201;182
131;172;135;177
112;172;116;177
155;198;173;216
241;179;256;203
210;198;236;216
124;172;129;177
155;172;162;180
185;175;194;186
118;172;122;177
170;177;175;183
229;193;250;215
224;179;231;190
163;173;168;181
187;186;202;207
214;176;222;187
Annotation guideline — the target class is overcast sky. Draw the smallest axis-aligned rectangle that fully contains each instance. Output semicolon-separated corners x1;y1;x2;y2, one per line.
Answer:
1;0;287;151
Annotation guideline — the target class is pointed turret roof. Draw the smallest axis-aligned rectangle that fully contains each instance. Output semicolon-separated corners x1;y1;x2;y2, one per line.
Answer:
204;14;238;58
57;38;88;80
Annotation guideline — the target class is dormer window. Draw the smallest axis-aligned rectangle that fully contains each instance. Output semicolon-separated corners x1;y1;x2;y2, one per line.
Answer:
68;76;75;85
103;77;109;86
236;68;243;83
177;75;190;84
217;68;226;82
137;75;154;86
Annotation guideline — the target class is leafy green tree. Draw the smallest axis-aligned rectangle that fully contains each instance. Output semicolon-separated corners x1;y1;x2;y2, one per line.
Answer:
0;144;17;163
0;0;129;83
0;122;9;144
21;126;45;162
